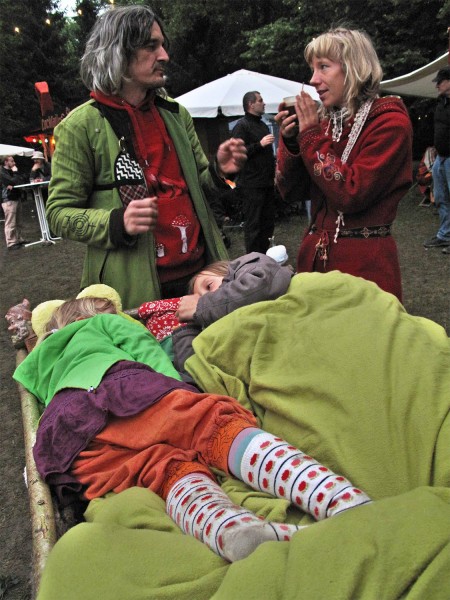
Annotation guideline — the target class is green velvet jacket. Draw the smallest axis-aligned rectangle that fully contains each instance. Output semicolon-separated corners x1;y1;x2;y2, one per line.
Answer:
46;96;228;310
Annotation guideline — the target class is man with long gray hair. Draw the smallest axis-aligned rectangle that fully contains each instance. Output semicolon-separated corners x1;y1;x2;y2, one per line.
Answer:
46;5;246;310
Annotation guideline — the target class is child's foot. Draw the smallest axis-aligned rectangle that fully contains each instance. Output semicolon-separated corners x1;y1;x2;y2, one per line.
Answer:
220;521;307;562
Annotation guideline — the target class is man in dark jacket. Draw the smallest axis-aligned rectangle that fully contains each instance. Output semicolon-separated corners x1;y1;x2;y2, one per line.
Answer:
231;92;276;253
423;66;450;254
1;155;27;249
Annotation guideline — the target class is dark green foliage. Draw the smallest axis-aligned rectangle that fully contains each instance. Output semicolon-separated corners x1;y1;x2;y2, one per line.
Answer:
0;0;448;144
0;0;69;142
0;0;108;143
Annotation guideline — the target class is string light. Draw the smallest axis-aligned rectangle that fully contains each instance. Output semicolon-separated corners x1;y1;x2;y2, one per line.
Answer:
14;26;20;33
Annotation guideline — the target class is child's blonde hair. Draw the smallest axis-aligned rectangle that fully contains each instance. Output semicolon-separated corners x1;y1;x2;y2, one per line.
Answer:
188;260;230;293
42;297;117;339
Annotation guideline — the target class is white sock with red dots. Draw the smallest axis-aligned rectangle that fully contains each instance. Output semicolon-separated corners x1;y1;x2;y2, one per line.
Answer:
229;430;371;520
166;473;305;562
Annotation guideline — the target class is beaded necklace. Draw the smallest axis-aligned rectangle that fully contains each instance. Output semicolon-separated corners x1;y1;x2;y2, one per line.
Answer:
340;99;374;164
326;107;349;142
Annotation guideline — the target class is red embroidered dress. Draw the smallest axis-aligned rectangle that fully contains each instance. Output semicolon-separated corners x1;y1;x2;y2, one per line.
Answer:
276;96;412;301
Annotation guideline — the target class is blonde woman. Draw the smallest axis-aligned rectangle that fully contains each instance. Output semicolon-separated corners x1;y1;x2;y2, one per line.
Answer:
276;28;412;301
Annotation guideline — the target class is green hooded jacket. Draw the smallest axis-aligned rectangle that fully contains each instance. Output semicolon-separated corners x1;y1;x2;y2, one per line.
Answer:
46;96;228;310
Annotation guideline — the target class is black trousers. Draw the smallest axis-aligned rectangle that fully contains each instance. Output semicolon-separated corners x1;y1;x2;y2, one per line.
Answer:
240;186;276;254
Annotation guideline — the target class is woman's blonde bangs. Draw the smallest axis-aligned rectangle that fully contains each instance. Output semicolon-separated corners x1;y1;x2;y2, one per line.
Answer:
304;35;342;66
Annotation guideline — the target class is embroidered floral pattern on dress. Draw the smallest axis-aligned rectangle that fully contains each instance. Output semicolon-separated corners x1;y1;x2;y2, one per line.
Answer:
313;152;344;181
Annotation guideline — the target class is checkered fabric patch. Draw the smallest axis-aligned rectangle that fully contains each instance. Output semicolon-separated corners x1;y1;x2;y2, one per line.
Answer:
115;152;147;207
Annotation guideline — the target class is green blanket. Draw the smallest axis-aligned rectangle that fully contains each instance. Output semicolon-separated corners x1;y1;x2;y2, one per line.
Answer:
37;272;450;600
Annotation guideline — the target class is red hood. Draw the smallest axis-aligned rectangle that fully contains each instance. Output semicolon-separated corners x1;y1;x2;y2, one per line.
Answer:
90;90;155;111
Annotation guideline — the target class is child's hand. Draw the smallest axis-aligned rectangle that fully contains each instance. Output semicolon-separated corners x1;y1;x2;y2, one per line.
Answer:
176;294;200;322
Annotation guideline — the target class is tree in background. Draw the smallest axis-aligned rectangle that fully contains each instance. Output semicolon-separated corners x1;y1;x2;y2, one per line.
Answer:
0;0;70;143
238;0;450;156
0;0;448;148
0;0;111;144
151;0;292;97
59;1;114;110
240;0;449;84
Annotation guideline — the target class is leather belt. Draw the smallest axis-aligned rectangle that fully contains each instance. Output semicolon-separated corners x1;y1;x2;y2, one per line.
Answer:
337;225;391;239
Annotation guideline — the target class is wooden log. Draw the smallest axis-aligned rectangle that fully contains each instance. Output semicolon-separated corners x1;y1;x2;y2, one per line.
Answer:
15;348;57;598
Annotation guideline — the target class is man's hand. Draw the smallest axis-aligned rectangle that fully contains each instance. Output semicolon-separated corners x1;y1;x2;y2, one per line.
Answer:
123;197;158;236
260;134;275;147
216;138;247;175
176;293;200;322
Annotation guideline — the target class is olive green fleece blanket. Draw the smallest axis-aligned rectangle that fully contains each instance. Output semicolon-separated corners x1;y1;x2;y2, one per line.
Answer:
37;272;450;600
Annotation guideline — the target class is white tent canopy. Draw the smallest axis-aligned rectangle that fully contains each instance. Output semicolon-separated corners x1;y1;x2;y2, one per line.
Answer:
380;52;449;99
175;69;319;117
0;144;34;157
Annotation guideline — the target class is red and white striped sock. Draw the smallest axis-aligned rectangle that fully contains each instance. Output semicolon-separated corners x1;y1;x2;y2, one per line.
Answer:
166;473;305;562
236;431;371;520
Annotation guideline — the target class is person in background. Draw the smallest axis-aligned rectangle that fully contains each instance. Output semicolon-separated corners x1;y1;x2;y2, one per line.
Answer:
1;155;28;250
231;91;276;254
416;146;436;207
275;28;412;302
29;150;51;183
30;150;52;204
14;295;371;563
46;5;246;310
423;66;450;255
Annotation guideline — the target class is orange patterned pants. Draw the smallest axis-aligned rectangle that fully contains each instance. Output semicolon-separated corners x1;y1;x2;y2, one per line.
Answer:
70;388;257;500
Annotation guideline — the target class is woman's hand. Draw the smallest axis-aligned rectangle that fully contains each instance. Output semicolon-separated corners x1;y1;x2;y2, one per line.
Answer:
123;197;158;236
295;91;320;131
274;108;299;138
275;91;319;137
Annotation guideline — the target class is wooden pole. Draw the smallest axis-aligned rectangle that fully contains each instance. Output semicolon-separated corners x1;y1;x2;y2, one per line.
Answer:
16;348;57;598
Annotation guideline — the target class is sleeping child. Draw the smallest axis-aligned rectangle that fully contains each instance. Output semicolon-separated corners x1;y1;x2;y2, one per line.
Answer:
14;296;371;563
137;252;294;375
